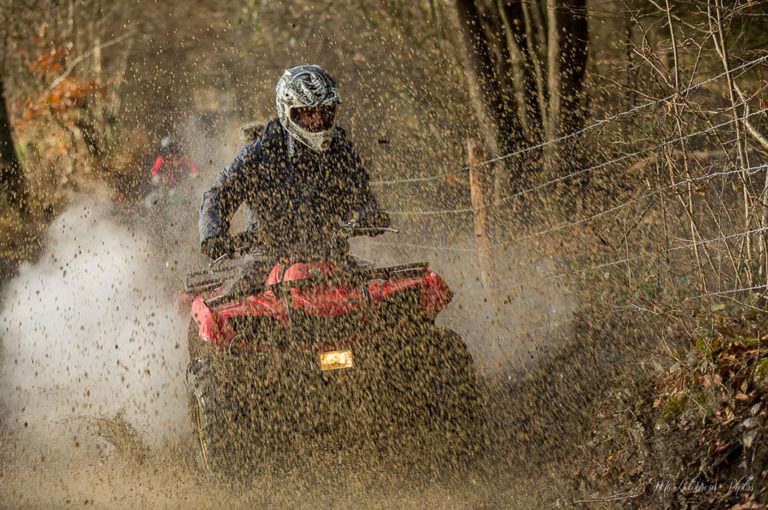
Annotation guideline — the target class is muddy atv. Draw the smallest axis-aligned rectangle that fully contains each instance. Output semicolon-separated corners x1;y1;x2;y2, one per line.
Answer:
176;228;482;472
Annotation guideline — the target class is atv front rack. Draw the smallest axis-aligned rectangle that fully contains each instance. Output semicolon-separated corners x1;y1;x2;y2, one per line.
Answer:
281;261;428;293
200;261;429;308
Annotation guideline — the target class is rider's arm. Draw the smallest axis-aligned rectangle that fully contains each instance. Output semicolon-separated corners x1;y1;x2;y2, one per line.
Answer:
199;142;262;249
343;143;391;229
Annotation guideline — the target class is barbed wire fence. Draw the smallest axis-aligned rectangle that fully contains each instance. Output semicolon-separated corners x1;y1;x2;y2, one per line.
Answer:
366;52;768;323
369;54;768;188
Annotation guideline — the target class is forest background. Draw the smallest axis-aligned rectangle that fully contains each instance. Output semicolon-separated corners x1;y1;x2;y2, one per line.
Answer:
1;0;768;507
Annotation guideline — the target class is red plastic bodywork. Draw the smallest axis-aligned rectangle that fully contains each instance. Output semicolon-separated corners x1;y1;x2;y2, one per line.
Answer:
184;259;453;349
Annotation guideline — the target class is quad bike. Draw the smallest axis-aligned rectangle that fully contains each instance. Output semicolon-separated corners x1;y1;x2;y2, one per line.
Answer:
176;226;482;473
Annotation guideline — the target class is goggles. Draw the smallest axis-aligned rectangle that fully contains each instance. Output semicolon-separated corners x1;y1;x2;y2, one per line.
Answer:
290;105;336;133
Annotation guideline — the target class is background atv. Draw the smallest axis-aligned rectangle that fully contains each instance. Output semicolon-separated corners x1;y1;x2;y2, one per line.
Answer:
177;228;483;473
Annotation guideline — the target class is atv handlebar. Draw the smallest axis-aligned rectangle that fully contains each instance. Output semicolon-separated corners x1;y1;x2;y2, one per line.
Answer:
208;226;398;268
208;231;261;268
339;225;400;236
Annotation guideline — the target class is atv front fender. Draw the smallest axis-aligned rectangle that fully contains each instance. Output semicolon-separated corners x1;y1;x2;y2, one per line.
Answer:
191;297;237;346
420;270;453;318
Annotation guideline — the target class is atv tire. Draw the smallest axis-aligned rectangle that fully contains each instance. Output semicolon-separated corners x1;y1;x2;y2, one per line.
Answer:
187;356;218;472
187;320;279;475
423;328;485;464
186;321;249;474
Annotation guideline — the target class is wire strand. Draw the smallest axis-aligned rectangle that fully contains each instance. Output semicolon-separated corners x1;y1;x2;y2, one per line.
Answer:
383;108;767;217
369;240;476;253
484;164;768;251
369;53;768;187
545;226;768;282
374;166;767;255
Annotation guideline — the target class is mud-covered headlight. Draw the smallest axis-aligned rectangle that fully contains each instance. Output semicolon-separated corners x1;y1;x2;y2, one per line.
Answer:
319;349;353;371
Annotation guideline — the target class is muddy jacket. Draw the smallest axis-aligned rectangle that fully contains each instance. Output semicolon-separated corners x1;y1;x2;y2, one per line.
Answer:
199;119;387;257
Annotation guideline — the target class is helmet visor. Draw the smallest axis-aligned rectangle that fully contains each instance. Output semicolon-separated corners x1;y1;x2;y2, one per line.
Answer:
290;105;336;133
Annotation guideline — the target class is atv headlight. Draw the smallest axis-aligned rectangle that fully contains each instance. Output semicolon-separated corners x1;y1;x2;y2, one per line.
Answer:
319;349;353;371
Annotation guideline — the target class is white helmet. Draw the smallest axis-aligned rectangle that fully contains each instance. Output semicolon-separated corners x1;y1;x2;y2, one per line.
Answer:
276;65;341;152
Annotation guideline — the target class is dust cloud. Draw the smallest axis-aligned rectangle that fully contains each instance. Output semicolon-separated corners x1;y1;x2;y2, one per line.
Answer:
0;196;571;509
0;184;572;509
0;198;191;457
360;236;576;375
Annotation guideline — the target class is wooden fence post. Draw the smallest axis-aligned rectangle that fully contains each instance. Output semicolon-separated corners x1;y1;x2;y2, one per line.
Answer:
468;138;492;288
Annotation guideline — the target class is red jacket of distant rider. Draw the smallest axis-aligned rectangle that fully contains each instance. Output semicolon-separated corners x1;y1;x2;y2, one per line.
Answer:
151;155;199;185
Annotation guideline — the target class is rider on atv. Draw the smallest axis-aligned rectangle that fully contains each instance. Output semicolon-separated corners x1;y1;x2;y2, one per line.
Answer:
198;65;390;292
188;67;481;469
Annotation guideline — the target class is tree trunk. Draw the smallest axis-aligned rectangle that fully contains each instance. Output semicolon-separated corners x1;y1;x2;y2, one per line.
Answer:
547;0;588;138
498;0;543;144
453;0;504;159
90;0;105;133
543;0;588;177
522;0;549;132
546;0;587;139
451;0;588;188
453;0;524;198
0;70;26;212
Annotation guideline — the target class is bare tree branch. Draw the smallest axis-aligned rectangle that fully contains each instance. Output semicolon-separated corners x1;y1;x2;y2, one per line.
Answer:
43;29;134;94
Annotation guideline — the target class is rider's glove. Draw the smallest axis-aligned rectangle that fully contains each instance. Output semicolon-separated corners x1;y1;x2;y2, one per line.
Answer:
201;236;232;260
151;174;161;186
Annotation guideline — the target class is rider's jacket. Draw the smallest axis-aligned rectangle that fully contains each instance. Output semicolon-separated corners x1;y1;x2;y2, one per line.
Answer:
199;119;387;257
151;155;199;185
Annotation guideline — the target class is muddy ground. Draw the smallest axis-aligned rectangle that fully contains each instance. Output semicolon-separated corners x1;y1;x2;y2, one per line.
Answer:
1;195;767;509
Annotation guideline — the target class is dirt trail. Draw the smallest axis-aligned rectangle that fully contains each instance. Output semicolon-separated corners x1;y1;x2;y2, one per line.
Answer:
0;197;579;508
1;412;576;509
